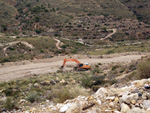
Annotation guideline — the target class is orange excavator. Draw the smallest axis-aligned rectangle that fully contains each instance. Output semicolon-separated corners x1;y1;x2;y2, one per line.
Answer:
60;58;90;71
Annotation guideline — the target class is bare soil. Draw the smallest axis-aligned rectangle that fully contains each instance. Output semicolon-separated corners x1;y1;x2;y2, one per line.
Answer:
0;52;149;82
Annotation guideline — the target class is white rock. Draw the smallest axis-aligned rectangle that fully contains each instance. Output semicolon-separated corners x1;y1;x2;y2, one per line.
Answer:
106;96;115;100
127;107;145;113
146;108;150;113
59;103;73;113
114;111;121;113
46;100;49;103
121;103;130;113
143;100;150;109
66;103;78;113
56;103;63;109
108;88;129;96
19;99;27;104
121;93;138;104
109;102;114;107
131;79;149;87
95;87;108;97
97;99;102;105
148;78;150;82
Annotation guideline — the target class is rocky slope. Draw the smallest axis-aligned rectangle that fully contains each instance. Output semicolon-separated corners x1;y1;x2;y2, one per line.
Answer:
14;78;150;113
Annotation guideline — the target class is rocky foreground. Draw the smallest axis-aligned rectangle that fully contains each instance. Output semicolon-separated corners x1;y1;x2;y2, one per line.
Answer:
12;79;150;113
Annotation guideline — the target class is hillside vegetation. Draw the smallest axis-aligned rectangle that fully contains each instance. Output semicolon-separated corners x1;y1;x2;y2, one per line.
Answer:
120;0;150;24
0;0;137;33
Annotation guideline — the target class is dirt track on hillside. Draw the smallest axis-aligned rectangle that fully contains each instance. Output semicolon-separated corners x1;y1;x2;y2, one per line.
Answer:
101;28;117;40
3;41;34;57
0;52;149;82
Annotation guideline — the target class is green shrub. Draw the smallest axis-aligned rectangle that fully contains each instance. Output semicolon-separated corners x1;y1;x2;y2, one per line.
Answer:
4;97;15;110
49;85;89;103
81;75;105;88
26;91;39;103
137;60;150;79
92;67;101;74
0;58;10;63
108;79;117;85
81;75;93;88
112;65;120;71
91;75;105;86
2;88;13;96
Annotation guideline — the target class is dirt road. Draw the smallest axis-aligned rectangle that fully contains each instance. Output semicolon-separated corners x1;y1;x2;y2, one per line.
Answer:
54;38;62;50
0;53;148;82
101;28;117;40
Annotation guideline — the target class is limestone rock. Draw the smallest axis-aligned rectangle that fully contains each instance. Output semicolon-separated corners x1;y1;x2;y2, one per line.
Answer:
131;100;136;105
95;87;108;97
59;103;73;113
106;96;115;101
146;108;150;113
121;103;130;113
121;93;138;104
131;79;149;87
143;100;150;109
96;99;102;105
114;97;119;103
66;103;79;113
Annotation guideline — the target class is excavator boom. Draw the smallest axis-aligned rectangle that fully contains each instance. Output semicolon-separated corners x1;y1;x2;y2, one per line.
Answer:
61;58;80;68
60;58;90;71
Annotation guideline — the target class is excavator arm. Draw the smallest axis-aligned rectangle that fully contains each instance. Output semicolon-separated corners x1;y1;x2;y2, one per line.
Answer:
61;58;80;69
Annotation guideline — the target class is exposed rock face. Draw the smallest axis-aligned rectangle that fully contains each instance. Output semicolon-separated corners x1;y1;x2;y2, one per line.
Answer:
16;78;150;113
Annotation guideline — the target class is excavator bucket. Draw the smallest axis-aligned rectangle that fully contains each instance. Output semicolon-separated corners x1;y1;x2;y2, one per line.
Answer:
60;65;64;69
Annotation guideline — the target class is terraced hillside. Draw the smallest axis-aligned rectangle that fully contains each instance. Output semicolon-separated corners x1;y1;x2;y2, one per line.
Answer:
0;0;150;48
0;0;135;33
120;0;150;24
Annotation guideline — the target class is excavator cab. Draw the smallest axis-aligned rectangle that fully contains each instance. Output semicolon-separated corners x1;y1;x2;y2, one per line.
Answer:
61;58;90;71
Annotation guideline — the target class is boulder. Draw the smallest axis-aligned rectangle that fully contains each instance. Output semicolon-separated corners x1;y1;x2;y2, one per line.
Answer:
108;88;129;96
131;79;149;87
114;97;119;103
95;87;108;97
120;93;138;104
131;100;136;105
143;100;150;109
59;103;73;113
66;103;79;113
106;96;115;101
146;108;150;113
96;99;102;105
121;103;130;113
